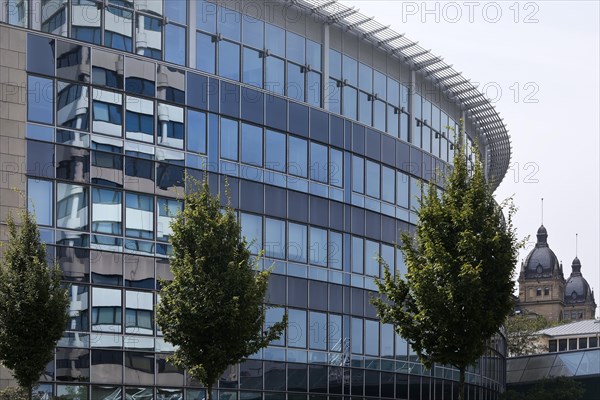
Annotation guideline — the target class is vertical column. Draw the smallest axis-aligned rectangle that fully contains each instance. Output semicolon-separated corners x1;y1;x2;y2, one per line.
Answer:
188;0;197;69
322;22;329;109
408;69;416;143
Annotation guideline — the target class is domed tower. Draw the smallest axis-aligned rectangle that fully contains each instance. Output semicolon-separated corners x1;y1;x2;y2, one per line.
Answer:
517;225;566;322
563;257;596;320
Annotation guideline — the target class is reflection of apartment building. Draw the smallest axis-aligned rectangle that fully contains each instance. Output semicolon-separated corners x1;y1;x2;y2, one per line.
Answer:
2;1;513;399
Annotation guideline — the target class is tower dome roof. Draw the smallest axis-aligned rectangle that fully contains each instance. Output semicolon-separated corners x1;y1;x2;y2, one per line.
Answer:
523;225;561;279
565;257;594;304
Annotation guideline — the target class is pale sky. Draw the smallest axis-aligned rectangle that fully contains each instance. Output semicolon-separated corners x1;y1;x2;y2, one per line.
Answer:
343;0;600;314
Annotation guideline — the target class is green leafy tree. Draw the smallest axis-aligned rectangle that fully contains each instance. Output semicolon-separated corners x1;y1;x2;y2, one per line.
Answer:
372;136;522;400
506;314;550;356
0;210;69;400
156;179;287;400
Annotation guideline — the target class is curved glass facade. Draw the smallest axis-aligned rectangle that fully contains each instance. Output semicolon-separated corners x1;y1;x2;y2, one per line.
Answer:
2;1;508;400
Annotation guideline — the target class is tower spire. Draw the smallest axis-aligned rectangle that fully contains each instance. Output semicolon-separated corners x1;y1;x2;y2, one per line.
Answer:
541;197;544;225
575;233;578;257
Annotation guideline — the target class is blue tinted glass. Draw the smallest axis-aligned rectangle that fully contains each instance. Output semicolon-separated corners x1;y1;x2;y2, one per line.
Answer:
382;166;395;204
400;84;409;110
309;227;327;267
27;34;55;76
196;32;215;74
359;63;372;93
410;177;421;211
196;0;216;33
397;171;409;208
351;317;363;354
287;63;304;102
241;123;263;166
243;47;263;88
329;148;343;188
27;124;54;141
310;142;328;183
286;32;305;65
306;40;321;70
365;240;379;277
220;117;238;161
265;130;286;172
388;79;399;106
265;218;285;259
288;223;307;263
366;160;380;198
73;27;101;45
307;71;321;107
343;86;357;120
352;236;363;274
28;178;53;226
28;76;54;124
241;213;262;254
400;113;409;142
365;320;379;356
359;92;372;125
329;49;341;79
218;6;241;41
265;24;285;56
165;24;186;66
165;0;187;24
373;100;386;131
352;155;364;193
242;15;263;49
219;41;240;81
328;231;342;269
387;105;399;137
374;70;386;99
343;55;358;86
265;57;285;96
288;136;307;178
327;79;341;114
381;244;394;273
309;311;327;350
288;309;307;348
187;109;207;154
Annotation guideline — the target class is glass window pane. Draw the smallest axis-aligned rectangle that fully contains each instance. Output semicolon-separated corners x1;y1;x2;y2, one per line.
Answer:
286;32;305;65
243;47;263;88
288;136;307;178
309;227;327;267
165;24;186;66
309;312;327;350
125;192;154;239
288;309;307;348
28;76;54;124
328;231;342;270
342;86;357;120
310;142;328;183
374;100;386;131
265;24;285;56
92;287;122;332
196;32;216;74
266;307;285;346
218;6;241;41
165;0;187;24
352;236;364;274
197;0;217;33
352;155;364;194
366;160;380;199
265;130;286;172
288;223;307;263
241;123;263;166
125;290;154;335
359;92;371;125
242;15;264;49
365;240;379;278
342;55;357;87
287;63;304;102
92;188;122;235
28;179;53;226
307;71;321;108
220;117;239;161
126;96;154;143
327;79;341;114
265;218;285;259
105;6;133;52
136;15;162;59
157;197;182;242
57;183;88;231
330;148;343;188
365;320;379;356
351;317;363;354
397;171;409;209
359;63;372;93
157;103;184;149
382;166;395;203
187;109;207;154
306;40;321;70
374;71;386;99
265;57;285;96
93;89;123;137
219;41;240;81
241;213;262;255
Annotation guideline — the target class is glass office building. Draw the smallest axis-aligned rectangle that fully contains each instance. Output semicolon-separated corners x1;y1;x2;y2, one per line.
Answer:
0;1;511;399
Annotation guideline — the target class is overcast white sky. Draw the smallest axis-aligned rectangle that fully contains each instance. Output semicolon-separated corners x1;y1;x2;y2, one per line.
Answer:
342;0;600;314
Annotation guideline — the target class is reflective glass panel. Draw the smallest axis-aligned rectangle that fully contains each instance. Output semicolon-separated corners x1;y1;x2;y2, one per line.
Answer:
242;15;264;49
265;130;286;172
265;218;285;259
126;96;154;143
287;63;305;102
366;160;380;198
196;32;216;74
241;123;263;166
309;227;327;267
265;24;285;56
310;142;328;183
288;136;308;178
309;311;327;350
125;58;155;97
243;47;263;88
92;188;122;235
351;317;363;354
288;223;307;263
28;178;53;226
342;86;357;120
93;89;123;137
92;287;122;333
218;6;241;41
365;319;379;356
197;0;217;32
165;24;186;66
220;117;239;161
57;81;89;130
57;183;89;231
328;231;342;270
265;56;285;96
187;109;207;154
359;63;372;93
241;213;263;255
365;240;379;277
286;32;305;65
219;41;240;81
157;103;184;149
136;15;162;59
125;290;154;335
288;309;307;348
165;0;187;24
352;236;364;274
105;6;133;52
125;192;154;239
307;71;321;107
28;76;54;124
352;155;364;194
92;49;125;87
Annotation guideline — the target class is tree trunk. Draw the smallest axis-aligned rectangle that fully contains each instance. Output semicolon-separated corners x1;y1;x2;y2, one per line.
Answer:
206;384;212;400
28;384;32;400
459;367;465;400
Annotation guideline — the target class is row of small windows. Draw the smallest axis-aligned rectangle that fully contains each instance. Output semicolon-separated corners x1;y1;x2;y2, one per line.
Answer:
548;336;599;352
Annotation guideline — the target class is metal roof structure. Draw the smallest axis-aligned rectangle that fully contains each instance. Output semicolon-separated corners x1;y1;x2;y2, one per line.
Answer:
294;0;512;190
537;319;600;338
